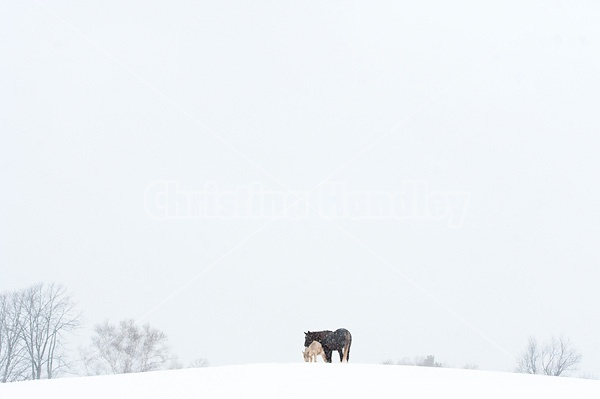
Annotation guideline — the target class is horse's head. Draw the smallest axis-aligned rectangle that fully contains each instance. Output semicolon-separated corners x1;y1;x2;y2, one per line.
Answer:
304;331;316;347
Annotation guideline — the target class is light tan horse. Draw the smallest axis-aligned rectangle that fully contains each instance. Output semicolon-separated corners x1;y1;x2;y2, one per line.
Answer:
303;341;326;363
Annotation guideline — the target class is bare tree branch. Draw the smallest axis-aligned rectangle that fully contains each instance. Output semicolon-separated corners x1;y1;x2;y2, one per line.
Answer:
0;292;28;382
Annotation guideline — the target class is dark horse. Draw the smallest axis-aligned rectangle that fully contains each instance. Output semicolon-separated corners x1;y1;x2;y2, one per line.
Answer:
304;328;352;363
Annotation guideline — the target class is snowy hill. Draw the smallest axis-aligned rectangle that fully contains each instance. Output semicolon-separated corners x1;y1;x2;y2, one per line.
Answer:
1;363;600;399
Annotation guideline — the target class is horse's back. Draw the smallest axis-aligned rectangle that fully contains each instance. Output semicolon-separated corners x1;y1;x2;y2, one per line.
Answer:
333;328;352;341
324;328;351;347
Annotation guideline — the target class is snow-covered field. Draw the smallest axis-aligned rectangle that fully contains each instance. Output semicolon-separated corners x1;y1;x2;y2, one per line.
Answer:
2;363;599;398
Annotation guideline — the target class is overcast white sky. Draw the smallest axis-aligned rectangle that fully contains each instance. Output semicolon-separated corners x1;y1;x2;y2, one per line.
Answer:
2;0;600;375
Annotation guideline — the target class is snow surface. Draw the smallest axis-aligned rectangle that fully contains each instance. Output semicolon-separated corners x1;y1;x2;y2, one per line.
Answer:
1;363;600;399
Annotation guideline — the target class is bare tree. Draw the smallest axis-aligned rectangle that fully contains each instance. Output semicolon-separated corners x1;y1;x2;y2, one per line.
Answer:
84;319;174;375
0;292;28;382
540;336;582;376
516;336;540;375
516;335;581;377
18;283;81;379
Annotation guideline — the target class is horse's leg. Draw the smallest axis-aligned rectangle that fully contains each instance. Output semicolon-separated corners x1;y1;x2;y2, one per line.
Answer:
325;349;332;363
338;349;344;362
346;334;352;362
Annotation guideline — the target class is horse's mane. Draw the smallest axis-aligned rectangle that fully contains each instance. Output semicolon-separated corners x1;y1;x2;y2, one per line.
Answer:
306;330;332;339
304;330;332;346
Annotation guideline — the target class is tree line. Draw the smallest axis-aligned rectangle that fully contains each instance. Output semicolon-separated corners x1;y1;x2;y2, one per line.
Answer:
383;335;583;377
0;283;207;383
0;282;587;382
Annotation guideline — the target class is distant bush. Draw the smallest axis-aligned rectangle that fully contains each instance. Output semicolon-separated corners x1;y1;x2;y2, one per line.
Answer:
383;355;444;367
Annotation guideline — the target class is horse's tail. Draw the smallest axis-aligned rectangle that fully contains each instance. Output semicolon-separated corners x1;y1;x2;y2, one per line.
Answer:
342;330;352;362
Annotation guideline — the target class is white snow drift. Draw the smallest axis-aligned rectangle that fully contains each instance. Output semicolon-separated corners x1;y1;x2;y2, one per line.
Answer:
1;363;599;399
